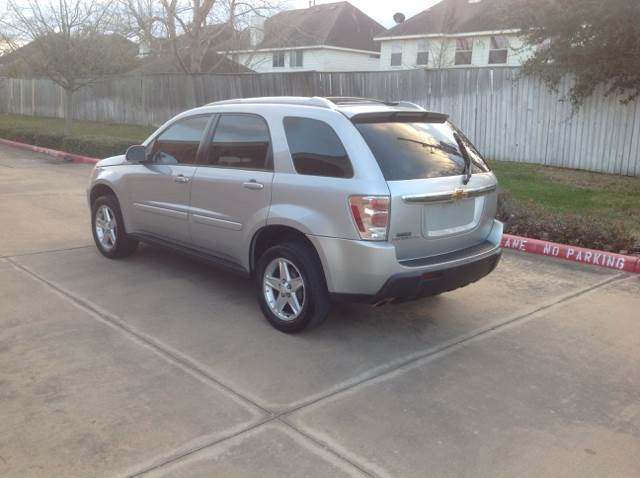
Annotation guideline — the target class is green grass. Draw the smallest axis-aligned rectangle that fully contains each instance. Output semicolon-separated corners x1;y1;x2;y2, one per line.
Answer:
489;160;640;236
0;113;154;142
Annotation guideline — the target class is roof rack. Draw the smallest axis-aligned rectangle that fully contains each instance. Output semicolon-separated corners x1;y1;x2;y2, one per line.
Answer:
326;96;390;105
325;97;424;110
207;96;335;109
207;96;425;111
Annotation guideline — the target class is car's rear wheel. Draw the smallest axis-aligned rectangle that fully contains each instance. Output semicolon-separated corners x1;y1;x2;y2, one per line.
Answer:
256;241;330;333
91;195;138;259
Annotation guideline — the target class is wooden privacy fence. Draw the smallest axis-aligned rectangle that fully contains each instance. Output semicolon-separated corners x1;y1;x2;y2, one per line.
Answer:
0;68;638;176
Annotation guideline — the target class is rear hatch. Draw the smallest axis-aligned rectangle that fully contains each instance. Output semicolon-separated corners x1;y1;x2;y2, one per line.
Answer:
353;112;498;262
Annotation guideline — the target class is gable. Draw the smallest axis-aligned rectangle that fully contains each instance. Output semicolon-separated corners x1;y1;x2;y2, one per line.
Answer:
378;0;510;39
258;1;384;52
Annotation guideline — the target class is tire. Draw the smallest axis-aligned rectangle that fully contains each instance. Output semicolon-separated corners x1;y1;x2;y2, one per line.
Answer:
255;241;330;333
91;195;138;259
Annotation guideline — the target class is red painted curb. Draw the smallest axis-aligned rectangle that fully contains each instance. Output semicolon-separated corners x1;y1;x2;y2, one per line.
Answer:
501;234;640;274
0;138;99;165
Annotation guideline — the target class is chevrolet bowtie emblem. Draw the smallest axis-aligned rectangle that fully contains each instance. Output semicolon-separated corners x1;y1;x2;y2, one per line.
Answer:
452;188;468;200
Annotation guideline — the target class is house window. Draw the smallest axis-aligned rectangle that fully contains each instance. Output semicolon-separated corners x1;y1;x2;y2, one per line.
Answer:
416;39;429;66
489;35;509;64
290;50;304;68
390;43;402;67
454;38;473;65
272;51;285;68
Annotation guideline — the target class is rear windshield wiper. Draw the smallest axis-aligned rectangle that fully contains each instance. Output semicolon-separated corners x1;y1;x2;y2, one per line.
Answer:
396;137;463;158
452;132;472;185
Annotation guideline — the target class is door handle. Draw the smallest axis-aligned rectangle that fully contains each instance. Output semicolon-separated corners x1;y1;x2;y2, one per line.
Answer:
174;174;190;183
243;180;264;191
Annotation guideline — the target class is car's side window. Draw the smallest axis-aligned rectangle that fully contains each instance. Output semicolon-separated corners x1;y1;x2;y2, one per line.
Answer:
204;114;272;170
151;115;210;165
283;117;353;178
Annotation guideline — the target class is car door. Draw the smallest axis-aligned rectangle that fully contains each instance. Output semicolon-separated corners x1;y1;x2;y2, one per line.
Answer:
128;114;212;245
189;113;274;265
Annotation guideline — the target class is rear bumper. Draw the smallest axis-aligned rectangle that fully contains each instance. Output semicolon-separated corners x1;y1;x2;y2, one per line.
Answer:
332;250;501;304
307;219;503;301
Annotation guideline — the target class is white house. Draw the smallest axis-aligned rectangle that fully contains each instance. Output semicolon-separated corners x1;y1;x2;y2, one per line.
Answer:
223;2;384;73
375;0;535;70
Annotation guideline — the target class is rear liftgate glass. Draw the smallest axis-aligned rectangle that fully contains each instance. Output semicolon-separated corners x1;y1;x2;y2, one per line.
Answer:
352;111;496;261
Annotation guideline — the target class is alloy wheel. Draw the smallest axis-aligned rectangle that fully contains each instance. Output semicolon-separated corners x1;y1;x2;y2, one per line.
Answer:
263;257;306;321
95;205;117;252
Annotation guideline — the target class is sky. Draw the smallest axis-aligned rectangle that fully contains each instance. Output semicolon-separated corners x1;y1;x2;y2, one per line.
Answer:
0;0;442;32
287;0;441;27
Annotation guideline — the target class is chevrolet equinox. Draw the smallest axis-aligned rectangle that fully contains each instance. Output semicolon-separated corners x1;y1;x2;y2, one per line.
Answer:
88;97;502;332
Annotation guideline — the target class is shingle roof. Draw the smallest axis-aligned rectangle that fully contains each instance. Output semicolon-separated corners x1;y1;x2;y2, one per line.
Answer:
0;35;137;66
257;1;385;52
157;24;249;53
129;52;252;75
377;0;510;39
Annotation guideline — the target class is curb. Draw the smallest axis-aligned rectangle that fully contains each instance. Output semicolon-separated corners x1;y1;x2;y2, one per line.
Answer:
0;138;99;165
501;234;640;274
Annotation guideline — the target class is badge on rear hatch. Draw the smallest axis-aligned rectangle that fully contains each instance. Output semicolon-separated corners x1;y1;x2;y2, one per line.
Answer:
452;188;468;201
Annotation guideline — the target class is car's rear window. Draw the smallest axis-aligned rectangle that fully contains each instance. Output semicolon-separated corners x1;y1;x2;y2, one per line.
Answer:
354;121;488;181
283;116;353;178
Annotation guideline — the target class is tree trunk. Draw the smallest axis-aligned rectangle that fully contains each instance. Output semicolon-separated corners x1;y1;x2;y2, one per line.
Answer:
63;89;73;136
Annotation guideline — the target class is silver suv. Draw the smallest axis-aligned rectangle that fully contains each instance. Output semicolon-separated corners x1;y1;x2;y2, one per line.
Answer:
88;97;502;332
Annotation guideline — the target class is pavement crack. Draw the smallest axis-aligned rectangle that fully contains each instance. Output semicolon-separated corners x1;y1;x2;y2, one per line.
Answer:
121;419;273;478
7;257;271;418
276;418;378;478
5;245;93;259
278;272;628;417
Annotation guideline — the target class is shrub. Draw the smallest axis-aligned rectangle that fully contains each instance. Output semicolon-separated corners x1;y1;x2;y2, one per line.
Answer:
0;126;64;150
60;135;133;158
0;126;135;158
497;191;638;253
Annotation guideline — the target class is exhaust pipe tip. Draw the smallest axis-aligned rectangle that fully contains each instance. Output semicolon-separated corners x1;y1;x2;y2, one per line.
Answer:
373;298;395;307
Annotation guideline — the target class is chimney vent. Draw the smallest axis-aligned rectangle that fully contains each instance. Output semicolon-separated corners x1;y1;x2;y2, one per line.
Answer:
249;16;265;47
393;12;406;24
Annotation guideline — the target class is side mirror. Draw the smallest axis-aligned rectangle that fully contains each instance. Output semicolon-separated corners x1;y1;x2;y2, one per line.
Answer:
125;145;148;163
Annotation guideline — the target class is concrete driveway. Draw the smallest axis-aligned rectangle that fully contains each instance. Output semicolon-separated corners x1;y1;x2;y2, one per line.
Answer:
1;145;638;478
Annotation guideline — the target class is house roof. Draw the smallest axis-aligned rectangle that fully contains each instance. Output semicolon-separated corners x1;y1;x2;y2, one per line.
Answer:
162;24;249;52
129;51;252;75
376;0;510;39
0;35;138;78
256;1;385;52
0;34;136;65
137;24;250;73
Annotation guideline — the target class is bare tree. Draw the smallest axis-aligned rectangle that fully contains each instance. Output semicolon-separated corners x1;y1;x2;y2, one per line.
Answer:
120;0;280;74
0;0;138;135
429;1;457;69
115;0;166;55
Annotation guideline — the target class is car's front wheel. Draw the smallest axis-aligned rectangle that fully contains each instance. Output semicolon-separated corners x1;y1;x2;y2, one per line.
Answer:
91;195;138;259
256;241;330;333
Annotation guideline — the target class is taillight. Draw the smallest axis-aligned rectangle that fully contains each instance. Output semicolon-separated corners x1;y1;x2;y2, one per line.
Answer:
349;195;390;241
